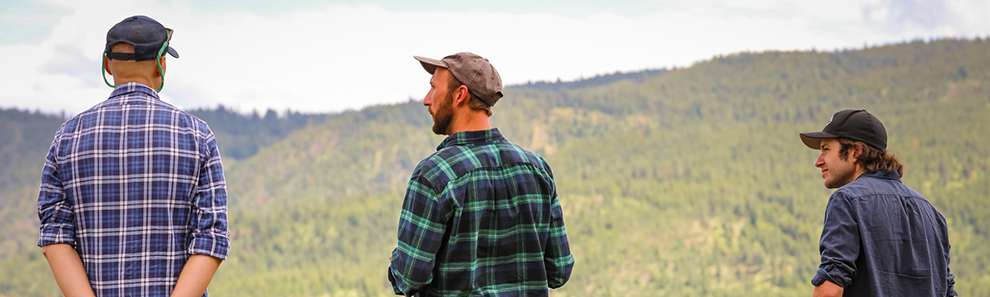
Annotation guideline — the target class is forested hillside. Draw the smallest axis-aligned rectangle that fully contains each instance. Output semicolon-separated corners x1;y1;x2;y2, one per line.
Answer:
187;106;328;160
1;38;988;296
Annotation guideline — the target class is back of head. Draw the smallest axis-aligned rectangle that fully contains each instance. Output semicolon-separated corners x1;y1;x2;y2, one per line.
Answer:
105;15;178;62
103;15;179;91
106;43;160;78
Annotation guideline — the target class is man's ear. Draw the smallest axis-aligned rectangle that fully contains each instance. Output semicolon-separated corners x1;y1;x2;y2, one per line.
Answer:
851;143;864;163
156;56;167;77
454;85;469;106
103;55;113;75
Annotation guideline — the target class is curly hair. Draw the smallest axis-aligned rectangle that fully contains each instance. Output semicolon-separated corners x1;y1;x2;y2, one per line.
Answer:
838;138;904;177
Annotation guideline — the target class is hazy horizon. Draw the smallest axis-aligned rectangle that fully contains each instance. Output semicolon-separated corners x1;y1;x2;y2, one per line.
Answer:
2;0;988;115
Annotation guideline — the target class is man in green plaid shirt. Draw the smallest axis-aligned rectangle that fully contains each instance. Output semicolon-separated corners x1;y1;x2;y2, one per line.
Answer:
388;52;574;296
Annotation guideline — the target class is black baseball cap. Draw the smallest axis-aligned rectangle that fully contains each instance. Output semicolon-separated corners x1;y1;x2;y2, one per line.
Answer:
105;15;178;61
800;109;887;150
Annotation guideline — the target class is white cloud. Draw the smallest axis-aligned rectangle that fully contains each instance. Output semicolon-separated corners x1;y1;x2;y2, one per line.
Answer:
0;0;987;115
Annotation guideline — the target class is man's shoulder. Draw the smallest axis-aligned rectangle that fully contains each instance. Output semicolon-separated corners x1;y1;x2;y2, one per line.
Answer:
411;139;551;185
142;100;216;138
440;139;549;170
412;146;468;180
170;107;212;131
832;173;936;216
834;172;889;193
496;140;553;174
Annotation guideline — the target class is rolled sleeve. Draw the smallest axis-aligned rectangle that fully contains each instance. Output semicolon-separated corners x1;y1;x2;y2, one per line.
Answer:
812;192;859;288
38;133;76;247
188;133;230;259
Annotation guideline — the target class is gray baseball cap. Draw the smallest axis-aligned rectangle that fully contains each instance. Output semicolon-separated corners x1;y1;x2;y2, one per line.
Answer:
414;52;503;106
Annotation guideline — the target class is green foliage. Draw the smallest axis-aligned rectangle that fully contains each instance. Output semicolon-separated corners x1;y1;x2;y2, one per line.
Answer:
188;105;329;160
0;108;63;200
2;38;989;296
517;69;666;91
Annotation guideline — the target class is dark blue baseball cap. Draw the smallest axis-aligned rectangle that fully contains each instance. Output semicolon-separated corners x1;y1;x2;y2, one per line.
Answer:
105;15;178;61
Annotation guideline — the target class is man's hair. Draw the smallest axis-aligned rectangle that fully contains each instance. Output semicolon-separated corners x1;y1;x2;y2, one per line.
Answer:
838;138;904;176
448;73;493;116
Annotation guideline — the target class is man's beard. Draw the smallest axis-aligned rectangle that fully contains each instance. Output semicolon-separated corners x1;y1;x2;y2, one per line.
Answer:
431;91;455;135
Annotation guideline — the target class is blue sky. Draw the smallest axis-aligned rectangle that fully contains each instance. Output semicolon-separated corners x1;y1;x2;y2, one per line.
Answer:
1;0;988;115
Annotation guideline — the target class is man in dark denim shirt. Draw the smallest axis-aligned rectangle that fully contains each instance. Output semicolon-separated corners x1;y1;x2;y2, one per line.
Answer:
800;110;956;297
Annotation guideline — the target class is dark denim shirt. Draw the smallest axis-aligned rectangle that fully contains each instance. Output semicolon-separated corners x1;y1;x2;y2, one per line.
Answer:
812;171;956;296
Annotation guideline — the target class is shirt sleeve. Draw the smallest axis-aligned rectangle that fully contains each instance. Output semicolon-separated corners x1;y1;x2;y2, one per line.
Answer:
945;242;957;296
389;168;449;296
187;129;231;259
811;191;859;287
545;193;574;288
38;131;77;247
542;164;574;289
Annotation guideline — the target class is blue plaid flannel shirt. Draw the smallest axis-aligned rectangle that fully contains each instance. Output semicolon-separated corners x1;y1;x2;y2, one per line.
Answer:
37;82;230;297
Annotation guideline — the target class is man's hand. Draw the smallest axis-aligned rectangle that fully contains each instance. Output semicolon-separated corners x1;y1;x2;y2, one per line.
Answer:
390;245;397;260
813;280;843;297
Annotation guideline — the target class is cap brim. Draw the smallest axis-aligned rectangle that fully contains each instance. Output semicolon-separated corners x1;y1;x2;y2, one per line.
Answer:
413;55;445;74
166;46;179;59
799;131;838;150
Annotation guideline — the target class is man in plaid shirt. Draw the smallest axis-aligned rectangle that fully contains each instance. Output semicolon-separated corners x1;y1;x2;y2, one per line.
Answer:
388;52;574;296
37;16;229;297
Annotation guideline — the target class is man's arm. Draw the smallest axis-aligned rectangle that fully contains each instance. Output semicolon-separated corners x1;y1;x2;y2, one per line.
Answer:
945;235;958;296
539;162;574;288
38;132;92;296
42;244;95;297
946;266;957;297
544;193;574;288
389;172;447;295
180;128;230;296
812;280;843;297
810;193;860;290
170;255;223;297
188;130;230;257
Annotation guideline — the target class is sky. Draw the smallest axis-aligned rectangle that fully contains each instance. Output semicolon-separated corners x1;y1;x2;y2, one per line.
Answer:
0;0;988;115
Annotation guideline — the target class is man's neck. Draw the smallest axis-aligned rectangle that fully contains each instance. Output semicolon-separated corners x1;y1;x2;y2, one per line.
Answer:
446;113;492;135
113;77;156;90
851;165;867;182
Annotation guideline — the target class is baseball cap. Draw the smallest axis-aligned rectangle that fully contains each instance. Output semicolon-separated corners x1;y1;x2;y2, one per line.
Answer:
414;52;503;106
105;15;179;61
800;109;887;150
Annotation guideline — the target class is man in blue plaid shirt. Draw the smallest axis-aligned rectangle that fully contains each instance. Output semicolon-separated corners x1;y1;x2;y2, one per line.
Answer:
37;16;229;297
388;52;574;296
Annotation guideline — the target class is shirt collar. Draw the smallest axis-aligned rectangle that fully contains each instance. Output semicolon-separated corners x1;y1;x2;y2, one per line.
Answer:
437;128;504;151
108;82;160;101
858;170;901;181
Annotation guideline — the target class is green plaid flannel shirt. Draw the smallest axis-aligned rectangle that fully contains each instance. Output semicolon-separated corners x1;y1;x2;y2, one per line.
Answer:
389;128;574;296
